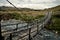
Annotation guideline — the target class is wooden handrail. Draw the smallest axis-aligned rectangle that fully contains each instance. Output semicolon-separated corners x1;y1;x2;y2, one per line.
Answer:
1;12;52;40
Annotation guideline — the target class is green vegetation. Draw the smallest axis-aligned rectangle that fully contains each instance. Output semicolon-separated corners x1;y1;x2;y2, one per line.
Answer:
45;15;60;34
0;13;43;23
0;13;21;20
44;5;60;33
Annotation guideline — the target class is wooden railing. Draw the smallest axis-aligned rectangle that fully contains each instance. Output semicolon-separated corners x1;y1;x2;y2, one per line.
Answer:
0;12;52;40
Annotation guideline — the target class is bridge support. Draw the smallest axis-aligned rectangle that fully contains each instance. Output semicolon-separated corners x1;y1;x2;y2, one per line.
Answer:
37;25;39;34
10;33;12;40
0;22;3;40
16;24;18;31
0;15;4;40
29;28;31;40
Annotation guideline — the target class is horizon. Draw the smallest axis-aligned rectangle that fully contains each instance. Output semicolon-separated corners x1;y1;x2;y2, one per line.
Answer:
0;0;60;9
0;5;60;10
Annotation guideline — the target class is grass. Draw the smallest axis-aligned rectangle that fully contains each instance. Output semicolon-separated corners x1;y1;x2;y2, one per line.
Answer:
0;12;44;23
45;15;60;34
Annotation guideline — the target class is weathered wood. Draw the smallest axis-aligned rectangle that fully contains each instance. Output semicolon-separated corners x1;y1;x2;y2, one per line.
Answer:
0;14;3;40
37;25;39;34
1;12;52;40
10;33;12;40
29;28;31;40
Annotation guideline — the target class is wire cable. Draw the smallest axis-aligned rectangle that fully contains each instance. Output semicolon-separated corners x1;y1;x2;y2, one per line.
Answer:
6;0;20;11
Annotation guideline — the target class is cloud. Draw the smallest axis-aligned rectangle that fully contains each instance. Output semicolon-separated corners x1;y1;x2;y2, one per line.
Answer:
16;4;46;9
53;0;60;5
0;0;60;9
30;0;56;3
16;0;57;4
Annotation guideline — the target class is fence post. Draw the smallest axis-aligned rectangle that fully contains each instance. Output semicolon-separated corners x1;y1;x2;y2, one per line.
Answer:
37;25;39;34
37;20;39;34
10;33;12;40
16;24;18;31
29;28;31;40
0;15;3;40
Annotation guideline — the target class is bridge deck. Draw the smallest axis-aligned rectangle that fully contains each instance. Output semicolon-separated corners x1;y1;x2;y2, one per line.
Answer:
1;12;54;40
32;29;60;40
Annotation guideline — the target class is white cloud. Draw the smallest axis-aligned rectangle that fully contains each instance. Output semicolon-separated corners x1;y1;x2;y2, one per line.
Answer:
0;0;60;9
30;0;56;3
14;4;57;9
7;0;56;4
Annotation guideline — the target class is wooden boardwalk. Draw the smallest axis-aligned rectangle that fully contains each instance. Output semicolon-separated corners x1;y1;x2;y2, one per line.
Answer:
0;12;52;40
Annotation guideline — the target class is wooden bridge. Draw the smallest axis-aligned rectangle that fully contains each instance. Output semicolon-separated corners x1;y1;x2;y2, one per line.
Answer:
0;12;52;40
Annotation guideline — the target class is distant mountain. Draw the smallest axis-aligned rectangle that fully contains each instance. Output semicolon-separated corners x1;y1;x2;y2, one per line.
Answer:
42;5;60;15
49;5;60;15
45;5;60;12
0;5;60;15
0;5;60;12
0;6;41;11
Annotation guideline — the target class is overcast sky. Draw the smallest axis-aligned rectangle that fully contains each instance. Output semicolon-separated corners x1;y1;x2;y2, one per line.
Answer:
0;0;60;9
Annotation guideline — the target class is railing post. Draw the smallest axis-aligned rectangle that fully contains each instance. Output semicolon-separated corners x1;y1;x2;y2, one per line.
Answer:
37;20;39;34
10;33;12;40
16;24;18;31
0;15;3;40
29;28;31;40
37;25;39;34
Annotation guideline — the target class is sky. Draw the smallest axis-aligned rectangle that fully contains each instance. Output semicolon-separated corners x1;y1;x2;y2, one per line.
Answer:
0;0;60;9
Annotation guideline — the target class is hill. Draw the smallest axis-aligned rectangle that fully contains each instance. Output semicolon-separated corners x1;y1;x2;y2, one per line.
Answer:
0;6;41;11
45;5;60;15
